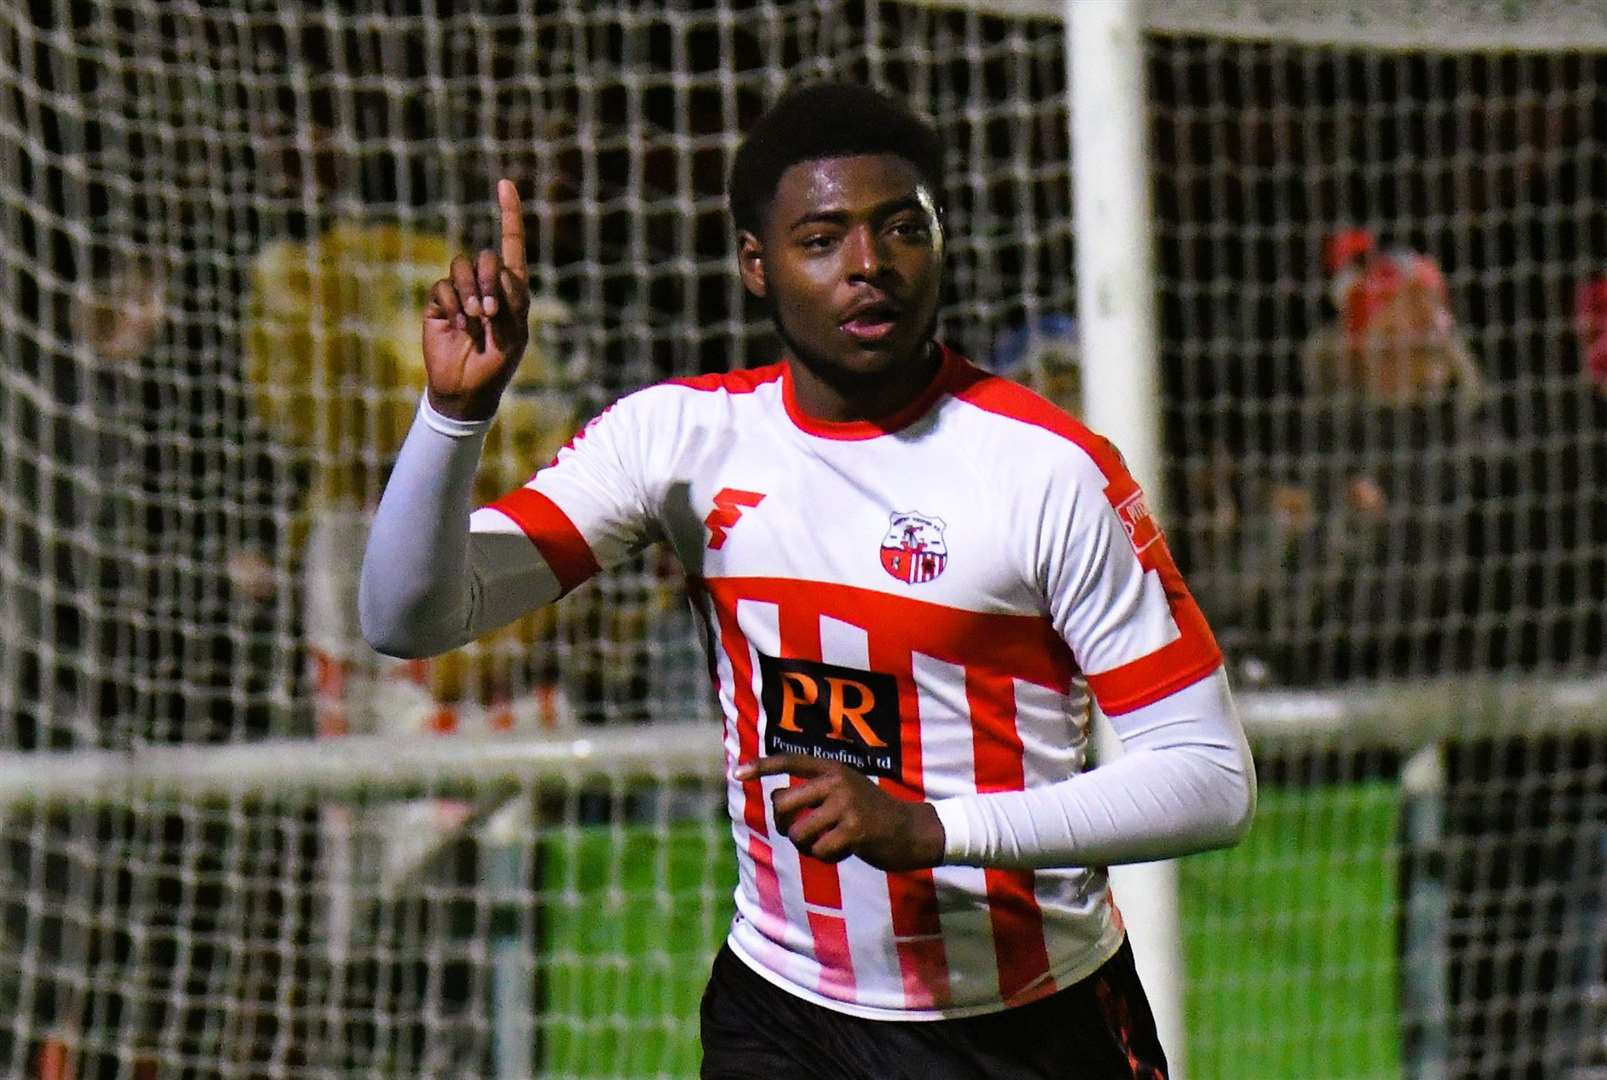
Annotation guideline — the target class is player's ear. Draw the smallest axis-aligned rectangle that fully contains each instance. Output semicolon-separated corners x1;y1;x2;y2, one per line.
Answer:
737;230;767;299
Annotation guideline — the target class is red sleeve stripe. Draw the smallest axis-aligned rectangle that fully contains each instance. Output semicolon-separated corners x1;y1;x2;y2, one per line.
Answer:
483;488;601;595
943;346;1224;715
1084;617;1222;715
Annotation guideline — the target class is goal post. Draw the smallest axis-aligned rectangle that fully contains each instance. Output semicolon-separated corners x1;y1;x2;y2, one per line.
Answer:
1064;0;1188;1068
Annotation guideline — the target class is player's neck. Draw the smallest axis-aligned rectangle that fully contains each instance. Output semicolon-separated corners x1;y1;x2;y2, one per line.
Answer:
784;340;944;425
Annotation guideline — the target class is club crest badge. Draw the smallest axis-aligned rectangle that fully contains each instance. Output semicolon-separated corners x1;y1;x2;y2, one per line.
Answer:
879;511;948;585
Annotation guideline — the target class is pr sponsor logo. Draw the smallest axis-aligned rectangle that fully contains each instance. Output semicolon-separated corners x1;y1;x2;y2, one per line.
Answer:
756;654;902;780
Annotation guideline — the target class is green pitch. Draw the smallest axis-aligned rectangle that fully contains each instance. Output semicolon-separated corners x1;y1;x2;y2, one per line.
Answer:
538;818;737;1076
538;781;1402;1078
1180;781;1402;1080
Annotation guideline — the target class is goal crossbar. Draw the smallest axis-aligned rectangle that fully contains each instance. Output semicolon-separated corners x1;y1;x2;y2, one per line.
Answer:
4;680;1602;810
0;721;723;810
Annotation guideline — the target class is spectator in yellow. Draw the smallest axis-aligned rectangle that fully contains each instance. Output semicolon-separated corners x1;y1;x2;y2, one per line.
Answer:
247;222;585;734
246;223;586;900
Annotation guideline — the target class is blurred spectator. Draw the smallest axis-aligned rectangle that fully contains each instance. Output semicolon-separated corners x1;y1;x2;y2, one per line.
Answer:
0;250;168;1079
10;254;169;749
989;313;1082;415
243;222;588;746
2;238;307;1077
243;220;608;1069
1243;229;1506;683
1575;276;1607;399
1385;266;1607;1080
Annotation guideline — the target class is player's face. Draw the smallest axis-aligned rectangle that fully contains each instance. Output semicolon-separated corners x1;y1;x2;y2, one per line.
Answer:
739;154;944;397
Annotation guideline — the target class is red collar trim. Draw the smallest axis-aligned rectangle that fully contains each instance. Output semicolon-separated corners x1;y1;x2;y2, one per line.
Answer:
781;344;962;441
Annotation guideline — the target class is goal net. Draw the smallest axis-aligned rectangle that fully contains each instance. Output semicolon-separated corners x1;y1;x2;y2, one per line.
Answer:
1142;6;1607;1076
0;1;1602;1077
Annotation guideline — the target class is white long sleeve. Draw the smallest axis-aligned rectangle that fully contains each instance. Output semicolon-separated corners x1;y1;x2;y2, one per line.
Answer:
358;396;563;658
932;668;1254;868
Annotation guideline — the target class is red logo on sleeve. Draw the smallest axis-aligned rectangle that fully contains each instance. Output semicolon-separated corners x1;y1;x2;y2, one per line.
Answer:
1116;490;1160;555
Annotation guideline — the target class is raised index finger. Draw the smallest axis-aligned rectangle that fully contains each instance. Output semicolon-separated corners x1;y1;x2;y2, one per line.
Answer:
497;178;526;280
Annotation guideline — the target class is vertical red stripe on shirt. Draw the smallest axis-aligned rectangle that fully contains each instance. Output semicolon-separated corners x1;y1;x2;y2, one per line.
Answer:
779;603;856;996
872;636;951;1009
797;853;844;909
746;834;787;939
967;669;1054;1004
714;602;768;839
884;879;949;1009
807;912;856;998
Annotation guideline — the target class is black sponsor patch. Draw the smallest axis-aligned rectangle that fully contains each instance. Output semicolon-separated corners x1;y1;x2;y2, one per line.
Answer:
756;654;902;779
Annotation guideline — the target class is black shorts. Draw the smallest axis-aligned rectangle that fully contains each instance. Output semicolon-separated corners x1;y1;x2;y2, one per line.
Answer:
699;939;1168;1080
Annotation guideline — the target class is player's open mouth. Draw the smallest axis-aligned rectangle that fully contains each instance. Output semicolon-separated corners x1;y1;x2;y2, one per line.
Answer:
839;302;901;344
840;318;898;344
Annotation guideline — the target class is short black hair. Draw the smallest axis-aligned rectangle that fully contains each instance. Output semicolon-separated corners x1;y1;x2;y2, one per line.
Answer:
728;81;945;237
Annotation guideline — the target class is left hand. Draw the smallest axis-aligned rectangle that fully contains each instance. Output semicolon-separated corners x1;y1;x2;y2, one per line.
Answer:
734;754;946;871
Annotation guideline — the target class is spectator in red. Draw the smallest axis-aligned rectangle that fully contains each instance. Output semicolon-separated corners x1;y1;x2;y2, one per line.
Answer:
1250;229;1502;682
1574;276;1607;397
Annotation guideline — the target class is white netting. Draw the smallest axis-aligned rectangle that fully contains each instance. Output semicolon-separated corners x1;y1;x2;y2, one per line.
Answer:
1144;15;1607;1079
1;1;1603;1078
0;3;1074;1076
1147;36;1607;689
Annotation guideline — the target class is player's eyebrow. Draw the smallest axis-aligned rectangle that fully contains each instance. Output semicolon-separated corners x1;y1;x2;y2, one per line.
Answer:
787;194;930;232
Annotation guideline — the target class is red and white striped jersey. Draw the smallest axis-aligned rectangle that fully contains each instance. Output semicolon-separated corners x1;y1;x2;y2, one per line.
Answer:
477;345;1222;1019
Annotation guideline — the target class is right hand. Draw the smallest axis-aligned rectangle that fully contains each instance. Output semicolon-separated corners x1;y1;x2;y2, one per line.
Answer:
736;754;947;872
423;178;531;421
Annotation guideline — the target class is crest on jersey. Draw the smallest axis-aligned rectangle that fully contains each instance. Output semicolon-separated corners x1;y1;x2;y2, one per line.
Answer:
879;511;948;585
